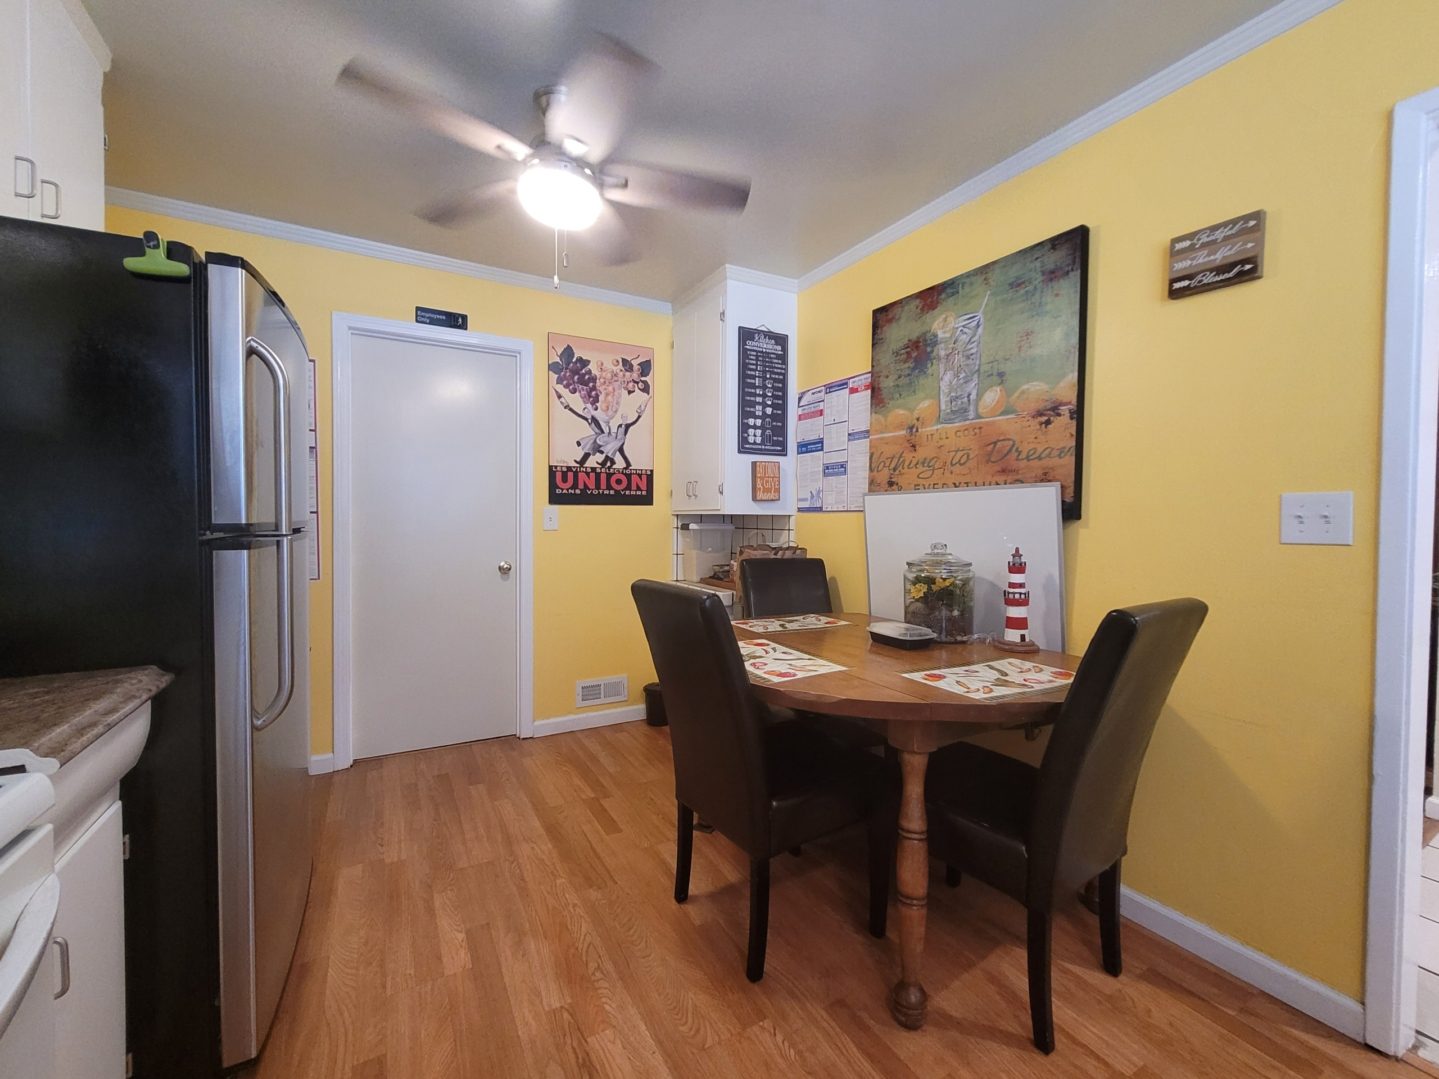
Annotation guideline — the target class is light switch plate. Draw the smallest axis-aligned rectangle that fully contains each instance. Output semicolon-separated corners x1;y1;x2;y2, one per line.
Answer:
1280;491;1353;545
543;507;559;531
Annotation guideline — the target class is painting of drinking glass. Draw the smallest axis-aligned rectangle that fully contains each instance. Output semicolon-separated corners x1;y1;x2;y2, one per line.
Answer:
868;226;1089;518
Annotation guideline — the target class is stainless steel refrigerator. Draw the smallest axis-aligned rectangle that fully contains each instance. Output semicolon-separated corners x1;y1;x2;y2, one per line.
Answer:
0;218;312;1077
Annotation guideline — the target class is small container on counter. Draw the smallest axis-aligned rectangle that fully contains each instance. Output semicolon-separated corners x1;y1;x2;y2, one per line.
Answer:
903;542;975;643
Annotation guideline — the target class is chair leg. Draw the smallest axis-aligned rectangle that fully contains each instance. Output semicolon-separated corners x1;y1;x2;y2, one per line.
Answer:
866;810;889;939
747;857;771;982
674;803;694;904
1099;860;1122;977
945;864;962;888
1027;908;1055;1054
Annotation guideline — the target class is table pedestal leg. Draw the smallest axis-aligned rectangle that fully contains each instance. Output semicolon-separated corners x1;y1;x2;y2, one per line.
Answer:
889;748;930;1029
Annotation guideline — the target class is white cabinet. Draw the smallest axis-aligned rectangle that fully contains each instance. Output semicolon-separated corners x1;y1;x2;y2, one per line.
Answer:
1;0;108;230
52;799;126;1079
670;270;798;514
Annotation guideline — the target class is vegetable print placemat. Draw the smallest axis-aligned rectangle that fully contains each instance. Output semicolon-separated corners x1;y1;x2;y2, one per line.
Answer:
903;657;1074;700
731;614;849;633
739;639;847;682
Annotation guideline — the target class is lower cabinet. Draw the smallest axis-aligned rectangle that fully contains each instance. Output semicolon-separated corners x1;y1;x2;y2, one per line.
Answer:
53;799;126;1079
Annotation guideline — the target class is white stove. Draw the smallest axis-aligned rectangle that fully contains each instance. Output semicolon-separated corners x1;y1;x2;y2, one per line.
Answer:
0;771;58;1079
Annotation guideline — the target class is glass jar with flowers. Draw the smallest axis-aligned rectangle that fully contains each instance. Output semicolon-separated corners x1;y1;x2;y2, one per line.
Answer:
902;542;975;642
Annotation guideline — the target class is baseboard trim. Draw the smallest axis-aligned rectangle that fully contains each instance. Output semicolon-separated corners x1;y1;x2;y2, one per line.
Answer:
1121;886;1365;1041
531;704;647;738
308;753;336;775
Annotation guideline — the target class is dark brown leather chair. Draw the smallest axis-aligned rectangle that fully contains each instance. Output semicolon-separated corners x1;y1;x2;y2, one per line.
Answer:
631;579;890;982
925;598;1208;1053
739;557;832;618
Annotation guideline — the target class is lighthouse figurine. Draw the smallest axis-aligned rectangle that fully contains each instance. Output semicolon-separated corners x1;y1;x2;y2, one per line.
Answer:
995;546;1041;653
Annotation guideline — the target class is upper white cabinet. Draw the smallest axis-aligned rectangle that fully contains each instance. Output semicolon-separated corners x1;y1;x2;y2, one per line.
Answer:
1;0;109;230
671;269;798;514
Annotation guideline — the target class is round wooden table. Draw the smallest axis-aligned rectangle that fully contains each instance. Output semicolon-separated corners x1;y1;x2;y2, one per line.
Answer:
732;612;1082;1031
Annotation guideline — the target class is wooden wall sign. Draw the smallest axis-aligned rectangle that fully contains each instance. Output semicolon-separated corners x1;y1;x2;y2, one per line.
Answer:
1168;210;1265;299
752;460;781;501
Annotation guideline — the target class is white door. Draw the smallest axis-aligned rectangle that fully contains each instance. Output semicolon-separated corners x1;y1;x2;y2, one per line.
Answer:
52;801;126;1079
27;0;105;229
0;0;34;221
347;331;520;759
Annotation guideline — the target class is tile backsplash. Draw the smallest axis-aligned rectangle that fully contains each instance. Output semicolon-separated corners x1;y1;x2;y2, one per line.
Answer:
672;514;797;581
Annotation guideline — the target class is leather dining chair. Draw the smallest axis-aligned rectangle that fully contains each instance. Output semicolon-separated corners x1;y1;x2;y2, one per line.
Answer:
631;579;891;982
925;598;1208;1053
738;557;886;753
739;556;833;618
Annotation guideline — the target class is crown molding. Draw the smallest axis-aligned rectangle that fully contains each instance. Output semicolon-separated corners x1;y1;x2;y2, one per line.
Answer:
796;0;1341;292
105;187;672;316
672;263;799;310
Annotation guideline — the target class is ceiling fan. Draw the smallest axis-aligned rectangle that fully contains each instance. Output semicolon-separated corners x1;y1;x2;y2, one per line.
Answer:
337;35;751;266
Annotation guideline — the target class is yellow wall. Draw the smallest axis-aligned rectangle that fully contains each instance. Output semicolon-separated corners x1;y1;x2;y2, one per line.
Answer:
798;0;1438;999
107;205;671;754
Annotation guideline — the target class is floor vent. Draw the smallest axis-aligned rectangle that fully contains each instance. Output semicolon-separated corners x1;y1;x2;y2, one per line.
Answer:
576;675;628;709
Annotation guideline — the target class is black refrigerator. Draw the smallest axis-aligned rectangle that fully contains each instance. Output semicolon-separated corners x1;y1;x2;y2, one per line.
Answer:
0;216;313;1077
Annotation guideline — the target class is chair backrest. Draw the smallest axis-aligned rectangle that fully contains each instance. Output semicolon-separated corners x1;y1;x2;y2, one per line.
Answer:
631;580;770;853
1028;598;1208;905
739;557;832;618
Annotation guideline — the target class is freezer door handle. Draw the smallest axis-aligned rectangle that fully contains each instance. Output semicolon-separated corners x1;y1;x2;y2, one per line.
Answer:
252;536;294;731
246;337;292;534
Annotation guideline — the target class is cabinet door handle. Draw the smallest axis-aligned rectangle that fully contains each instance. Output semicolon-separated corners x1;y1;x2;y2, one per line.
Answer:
52;936;71;1000
718;482;724;495
39;179;61;220
13;156;36;198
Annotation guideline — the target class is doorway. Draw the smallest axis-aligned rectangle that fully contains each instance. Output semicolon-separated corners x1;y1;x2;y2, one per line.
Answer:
1369;89;1439;1056
332;314;534;766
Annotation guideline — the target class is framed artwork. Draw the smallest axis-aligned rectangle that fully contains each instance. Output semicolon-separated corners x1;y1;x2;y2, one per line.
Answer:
547;332;655;505
868;225;1089;518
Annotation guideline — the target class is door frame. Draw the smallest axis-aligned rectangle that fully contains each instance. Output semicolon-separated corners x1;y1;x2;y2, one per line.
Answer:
331;312;535;770
1368;86;1439;1055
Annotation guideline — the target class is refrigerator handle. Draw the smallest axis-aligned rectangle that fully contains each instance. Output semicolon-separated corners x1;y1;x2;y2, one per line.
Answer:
245;336;292;534
252;536;294;731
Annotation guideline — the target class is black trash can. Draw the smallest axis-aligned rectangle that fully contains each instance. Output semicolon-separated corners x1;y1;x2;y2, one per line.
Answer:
643;681;667;727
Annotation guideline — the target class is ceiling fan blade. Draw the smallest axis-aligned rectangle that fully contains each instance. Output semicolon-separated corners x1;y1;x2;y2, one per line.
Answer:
545;35;657;163
338;59;531;163
602;161;750;214
588;202;638;266
416;179;517;227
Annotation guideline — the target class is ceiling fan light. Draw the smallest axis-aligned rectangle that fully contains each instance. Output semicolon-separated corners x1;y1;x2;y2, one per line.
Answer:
517;158;603;231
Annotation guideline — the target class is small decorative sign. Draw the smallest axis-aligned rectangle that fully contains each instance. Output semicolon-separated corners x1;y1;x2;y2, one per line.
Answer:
752;460;781;502
737;326;789;455
1168;210;1265;299
415;305;468;329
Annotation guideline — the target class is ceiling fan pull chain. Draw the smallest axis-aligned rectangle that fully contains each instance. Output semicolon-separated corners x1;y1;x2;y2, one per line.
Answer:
553;228;560;289
562;229;569;270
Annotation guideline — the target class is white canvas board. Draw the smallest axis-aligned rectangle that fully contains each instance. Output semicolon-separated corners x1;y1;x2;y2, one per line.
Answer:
863;483;1065;651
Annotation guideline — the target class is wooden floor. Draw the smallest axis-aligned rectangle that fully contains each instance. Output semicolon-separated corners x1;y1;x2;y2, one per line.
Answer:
252;721;1422;1078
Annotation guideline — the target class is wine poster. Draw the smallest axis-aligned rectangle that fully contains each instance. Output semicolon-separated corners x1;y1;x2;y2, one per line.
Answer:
547;332;655;505
869;226;1089;519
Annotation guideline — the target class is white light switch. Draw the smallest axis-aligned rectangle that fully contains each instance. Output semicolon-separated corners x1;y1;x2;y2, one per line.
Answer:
543;507;559;531
1280;491;1353;545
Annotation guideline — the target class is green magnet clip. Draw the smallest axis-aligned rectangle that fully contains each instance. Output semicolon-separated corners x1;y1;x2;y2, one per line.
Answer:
123;231;191;279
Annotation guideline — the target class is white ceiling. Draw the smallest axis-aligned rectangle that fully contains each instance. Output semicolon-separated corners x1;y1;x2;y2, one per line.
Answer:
88;0;1288;301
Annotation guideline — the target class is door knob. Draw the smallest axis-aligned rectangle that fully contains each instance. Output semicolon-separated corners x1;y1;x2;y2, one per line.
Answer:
498;560;513;576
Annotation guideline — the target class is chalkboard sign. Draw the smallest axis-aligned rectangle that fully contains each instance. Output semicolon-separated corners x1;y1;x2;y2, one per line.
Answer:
737;326;788;456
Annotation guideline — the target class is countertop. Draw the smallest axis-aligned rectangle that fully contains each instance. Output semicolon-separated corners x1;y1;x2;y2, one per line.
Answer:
0;666;172;772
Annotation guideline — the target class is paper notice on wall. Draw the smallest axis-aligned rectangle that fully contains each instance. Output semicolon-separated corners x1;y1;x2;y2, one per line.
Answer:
796;386;825;511
797;372;870;512
306;355;321;580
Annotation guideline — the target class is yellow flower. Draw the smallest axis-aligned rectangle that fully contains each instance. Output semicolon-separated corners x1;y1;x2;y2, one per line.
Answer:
934;577;955;589
907;583;927;600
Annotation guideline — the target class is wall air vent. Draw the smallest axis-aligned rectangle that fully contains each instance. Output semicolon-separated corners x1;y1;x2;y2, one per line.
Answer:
575;675;628;709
